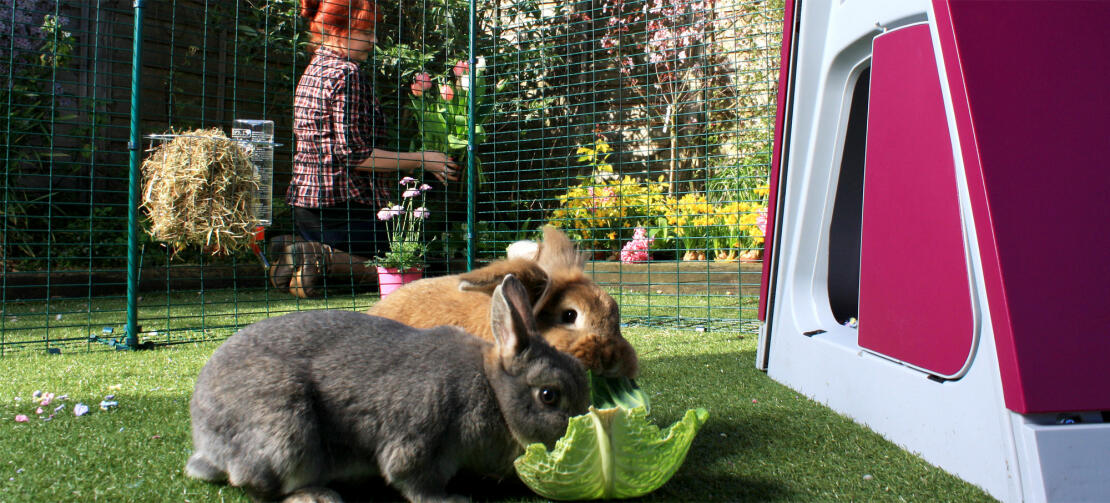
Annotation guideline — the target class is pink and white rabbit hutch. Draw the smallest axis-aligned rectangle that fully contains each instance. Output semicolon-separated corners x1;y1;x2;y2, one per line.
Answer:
755;1;1110;501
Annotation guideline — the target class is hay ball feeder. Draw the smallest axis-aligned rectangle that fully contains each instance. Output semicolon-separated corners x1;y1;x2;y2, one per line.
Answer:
141;128;260;255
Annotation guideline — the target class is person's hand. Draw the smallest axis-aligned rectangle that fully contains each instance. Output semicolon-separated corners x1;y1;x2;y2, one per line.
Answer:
419;151;459;183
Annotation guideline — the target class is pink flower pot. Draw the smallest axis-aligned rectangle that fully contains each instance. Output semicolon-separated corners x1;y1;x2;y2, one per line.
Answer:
376;266;423;297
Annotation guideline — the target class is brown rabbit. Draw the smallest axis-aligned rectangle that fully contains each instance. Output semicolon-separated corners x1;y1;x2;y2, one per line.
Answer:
369;226;639;379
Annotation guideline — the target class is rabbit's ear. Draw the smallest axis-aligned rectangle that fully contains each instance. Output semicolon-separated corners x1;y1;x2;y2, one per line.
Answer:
459;259;549;306
490;274;538;371
536;226;586;273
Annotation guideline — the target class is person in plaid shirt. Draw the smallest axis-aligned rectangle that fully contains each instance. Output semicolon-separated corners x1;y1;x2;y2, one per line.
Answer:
270;0;458;296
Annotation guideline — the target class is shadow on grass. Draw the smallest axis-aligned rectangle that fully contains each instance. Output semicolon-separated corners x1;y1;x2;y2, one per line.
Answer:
628;348;997;503
277;351;797;502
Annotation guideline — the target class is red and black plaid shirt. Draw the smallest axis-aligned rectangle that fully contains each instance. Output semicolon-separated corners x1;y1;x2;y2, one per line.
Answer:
288;46;392;208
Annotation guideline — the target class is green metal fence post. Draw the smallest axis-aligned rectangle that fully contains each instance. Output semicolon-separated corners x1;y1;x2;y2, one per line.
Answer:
466;0;477;271
125;0;145;349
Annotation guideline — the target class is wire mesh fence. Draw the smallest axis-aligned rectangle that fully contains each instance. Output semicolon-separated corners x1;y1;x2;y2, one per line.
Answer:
1;0;782;356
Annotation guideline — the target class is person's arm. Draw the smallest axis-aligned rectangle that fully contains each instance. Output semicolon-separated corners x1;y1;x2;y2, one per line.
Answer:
356;149;459;183
328;65;458;183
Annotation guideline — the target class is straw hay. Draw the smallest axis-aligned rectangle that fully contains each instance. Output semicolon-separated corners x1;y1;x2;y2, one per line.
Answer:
141;128;260;255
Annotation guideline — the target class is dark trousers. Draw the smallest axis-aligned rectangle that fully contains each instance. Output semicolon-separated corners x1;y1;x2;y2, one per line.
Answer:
293;204;387;259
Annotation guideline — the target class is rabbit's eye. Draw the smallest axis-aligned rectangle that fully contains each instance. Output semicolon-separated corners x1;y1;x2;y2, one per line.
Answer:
560;309;577;324
539;387;560;405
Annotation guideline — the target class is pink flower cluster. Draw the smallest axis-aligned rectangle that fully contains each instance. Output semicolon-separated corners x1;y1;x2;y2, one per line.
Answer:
620;227;654;264
377;178;431;221
410;58;485;101
376;205;405;221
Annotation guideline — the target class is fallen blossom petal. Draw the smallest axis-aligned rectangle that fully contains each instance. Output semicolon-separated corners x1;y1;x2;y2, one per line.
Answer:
99;400;119;411
74;403;90;416
35;408;43;415
14;415;29;423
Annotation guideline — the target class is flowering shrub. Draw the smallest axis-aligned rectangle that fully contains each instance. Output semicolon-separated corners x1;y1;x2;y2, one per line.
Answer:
374;177;433;270
549;139;769;261
667;193;713;260
668;183;768;261
548;139;672;254
549;175;672;255
709;201;766;262
597;0;720;194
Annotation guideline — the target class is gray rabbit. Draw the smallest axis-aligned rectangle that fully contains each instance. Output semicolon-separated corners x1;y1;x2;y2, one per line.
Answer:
185;275;589;502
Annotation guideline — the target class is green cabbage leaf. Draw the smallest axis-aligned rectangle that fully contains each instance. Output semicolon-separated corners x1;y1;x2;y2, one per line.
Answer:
514;406;709;500
590;373;650;412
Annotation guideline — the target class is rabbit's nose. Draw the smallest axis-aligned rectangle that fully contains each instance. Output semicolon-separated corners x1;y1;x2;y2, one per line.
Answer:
602;342;639;379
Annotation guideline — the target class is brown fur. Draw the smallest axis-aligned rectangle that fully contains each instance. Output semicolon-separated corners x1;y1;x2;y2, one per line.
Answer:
368;226;639;378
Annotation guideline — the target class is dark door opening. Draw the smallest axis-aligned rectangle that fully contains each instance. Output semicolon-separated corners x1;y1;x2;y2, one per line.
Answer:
828;67;870;324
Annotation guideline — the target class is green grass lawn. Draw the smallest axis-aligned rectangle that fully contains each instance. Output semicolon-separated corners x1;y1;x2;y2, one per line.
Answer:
0;320;996;502
1;286;757;356
0;289;381;356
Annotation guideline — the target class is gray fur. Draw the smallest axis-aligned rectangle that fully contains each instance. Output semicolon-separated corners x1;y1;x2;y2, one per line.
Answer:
186;276;589;503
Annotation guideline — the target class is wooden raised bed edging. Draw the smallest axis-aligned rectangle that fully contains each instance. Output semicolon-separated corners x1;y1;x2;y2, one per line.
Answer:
584;260;763;296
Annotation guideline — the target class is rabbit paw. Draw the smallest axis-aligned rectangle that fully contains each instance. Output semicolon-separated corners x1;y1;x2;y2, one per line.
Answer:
282;486;343;503
184;453;227;483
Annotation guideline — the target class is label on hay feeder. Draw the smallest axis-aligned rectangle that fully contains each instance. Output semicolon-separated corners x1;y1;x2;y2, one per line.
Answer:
232;119;274;227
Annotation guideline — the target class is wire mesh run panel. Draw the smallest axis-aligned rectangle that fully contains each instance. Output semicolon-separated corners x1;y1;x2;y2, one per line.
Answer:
478;0;782;330
1;0;781;356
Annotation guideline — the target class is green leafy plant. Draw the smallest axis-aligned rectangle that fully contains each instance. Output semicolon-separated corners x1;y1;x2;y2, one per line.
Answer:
373;177;433;270
0;6;91;268
408;58;496;187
